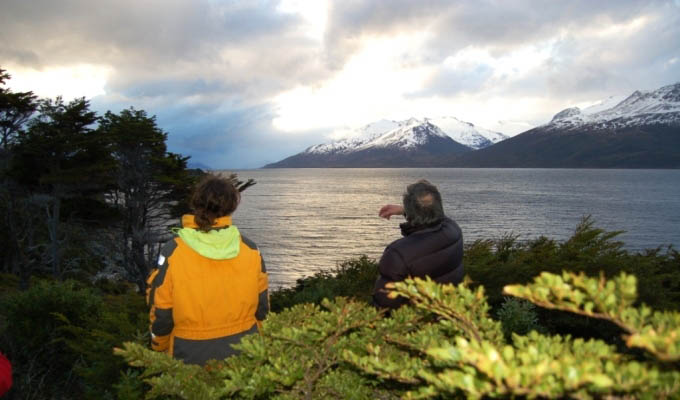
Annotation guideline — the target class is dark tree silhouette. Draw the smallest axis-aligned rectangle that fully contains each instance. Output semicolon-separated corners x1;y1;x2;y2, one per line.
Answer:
99;108;195;290
11;97;111;278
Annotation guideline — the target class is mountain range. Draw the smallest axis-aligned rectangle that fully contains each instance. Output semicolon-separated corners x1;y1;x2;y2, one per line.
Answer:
264;117;506;167
264;82;680;168
451;82;680;168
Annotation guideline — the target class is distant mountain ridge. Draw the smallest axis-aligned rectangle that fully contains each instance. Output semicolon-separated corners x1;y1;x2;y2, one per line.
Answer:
548;82;680;130
264;82;680;169
449;82;680;168
264;117;505;168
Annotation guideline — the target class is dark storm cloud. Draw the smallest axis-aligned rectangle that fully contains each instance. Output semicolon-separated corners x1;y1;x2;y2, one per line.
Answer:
153;102;323;169
1;0;337;168
1;0;290;63
0;0;332;100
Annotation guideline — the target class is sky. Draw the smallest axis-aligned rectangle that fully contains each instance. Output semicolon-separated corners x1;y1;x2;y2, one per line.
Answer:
2;0;679;169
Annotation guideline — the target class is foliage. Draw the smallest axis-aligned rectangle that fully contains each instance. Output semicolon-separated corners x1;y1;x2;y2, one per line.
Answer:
98;107;196;290
628;246;680;311
0;186;44;287
9;97;112;278
0;67;37;149
0;279;149;399
465;216;626;306
118;299;395;399
496;297;545;341
0;280;102;397
504;271;680;362
464;216;680;341
0;68;203;288
55;290;149;399
117;272;680;399
12;97;111;194
271;255;378;312
1;69;38;282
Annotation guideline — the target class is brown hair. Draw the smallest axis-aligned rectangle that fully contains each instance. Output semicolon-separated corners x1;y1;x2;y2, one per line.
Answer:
190;174;240;231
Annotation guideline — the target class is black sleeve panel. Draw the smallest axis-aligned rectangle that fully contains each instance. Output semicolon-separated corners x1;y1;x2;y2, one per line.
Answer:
260;255;267;273
256;290;269;321
256;253;269;320
152;308;174;336
148;239;178;307
240;234;259;251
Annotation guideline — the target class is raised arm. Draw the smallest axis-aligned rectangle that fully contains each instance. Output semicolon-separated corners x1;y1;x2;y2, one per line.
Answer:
378;204;405;220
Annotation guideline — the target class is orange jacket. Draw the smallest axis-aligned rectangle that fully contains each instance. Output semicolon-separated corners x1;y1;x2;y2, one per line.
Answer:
147;215;269;365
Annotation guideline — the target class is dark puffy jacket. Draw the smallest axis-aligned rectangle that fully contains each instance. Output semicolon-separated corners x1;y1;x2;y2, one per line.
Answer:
373;217;464;309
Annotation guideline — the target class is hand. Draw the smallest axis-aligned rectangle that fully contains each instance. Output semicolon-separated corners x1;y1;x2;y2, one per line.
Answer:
379;204;404;220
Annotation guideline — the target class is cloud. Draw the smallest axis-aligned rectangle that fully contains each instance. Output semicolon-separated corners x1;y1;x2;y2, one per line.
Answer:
325;1;668;62
156;103;324;169
1;0;331;100
323;0;679;99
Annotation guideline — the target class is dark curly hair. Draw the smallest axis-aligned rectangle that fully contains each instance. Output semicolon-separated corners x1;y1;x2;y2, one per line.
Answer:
190;174;240;231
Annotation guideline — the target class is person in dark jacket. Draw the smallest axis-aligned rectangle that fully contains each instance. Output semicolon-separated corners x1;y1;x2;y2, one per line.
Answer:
373;179;464;309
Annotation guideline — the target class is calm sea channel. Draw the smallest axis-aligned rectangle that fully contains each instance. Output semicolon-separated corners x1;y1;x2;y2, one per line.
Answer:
222;168;680;288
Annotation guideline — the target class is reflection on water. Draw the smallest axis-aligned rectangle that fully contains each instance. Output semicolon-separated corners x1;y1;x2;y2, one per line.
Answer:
221;168;680;289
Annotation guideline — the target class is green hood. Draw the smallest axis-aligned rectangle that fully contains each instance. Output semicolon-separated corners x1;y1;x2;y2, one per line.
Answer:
176;226;241;260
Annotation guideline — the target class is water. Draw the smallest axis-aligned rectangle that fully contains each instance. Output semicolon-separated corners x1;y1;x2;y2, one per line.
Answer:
223;168;680;288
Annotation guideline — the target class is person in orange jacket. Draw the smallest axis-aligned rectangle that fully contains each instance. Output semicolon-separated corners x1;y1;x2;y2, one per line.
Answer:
147;174;269;365
0;351;11;397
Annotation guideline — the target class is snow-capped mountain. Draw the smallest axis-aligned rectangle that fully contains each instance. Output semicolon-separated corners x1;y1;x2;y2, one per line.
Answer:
548;82;680;130
304;117;506;156
305;118;455;155
356;118;450;150
265;119;471;168
448;82;680;168
266;82;680;169
427;116;508;149
304;119;402;155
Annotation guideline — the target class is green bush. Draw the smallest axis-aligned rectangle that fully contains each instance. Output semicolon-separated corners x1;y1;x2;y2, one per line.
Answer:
464;216;680;343
116;272;680;399
56;290;149;399
0;279;148;399
270;255;378;312
0;280;102;398
496;297;544;340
